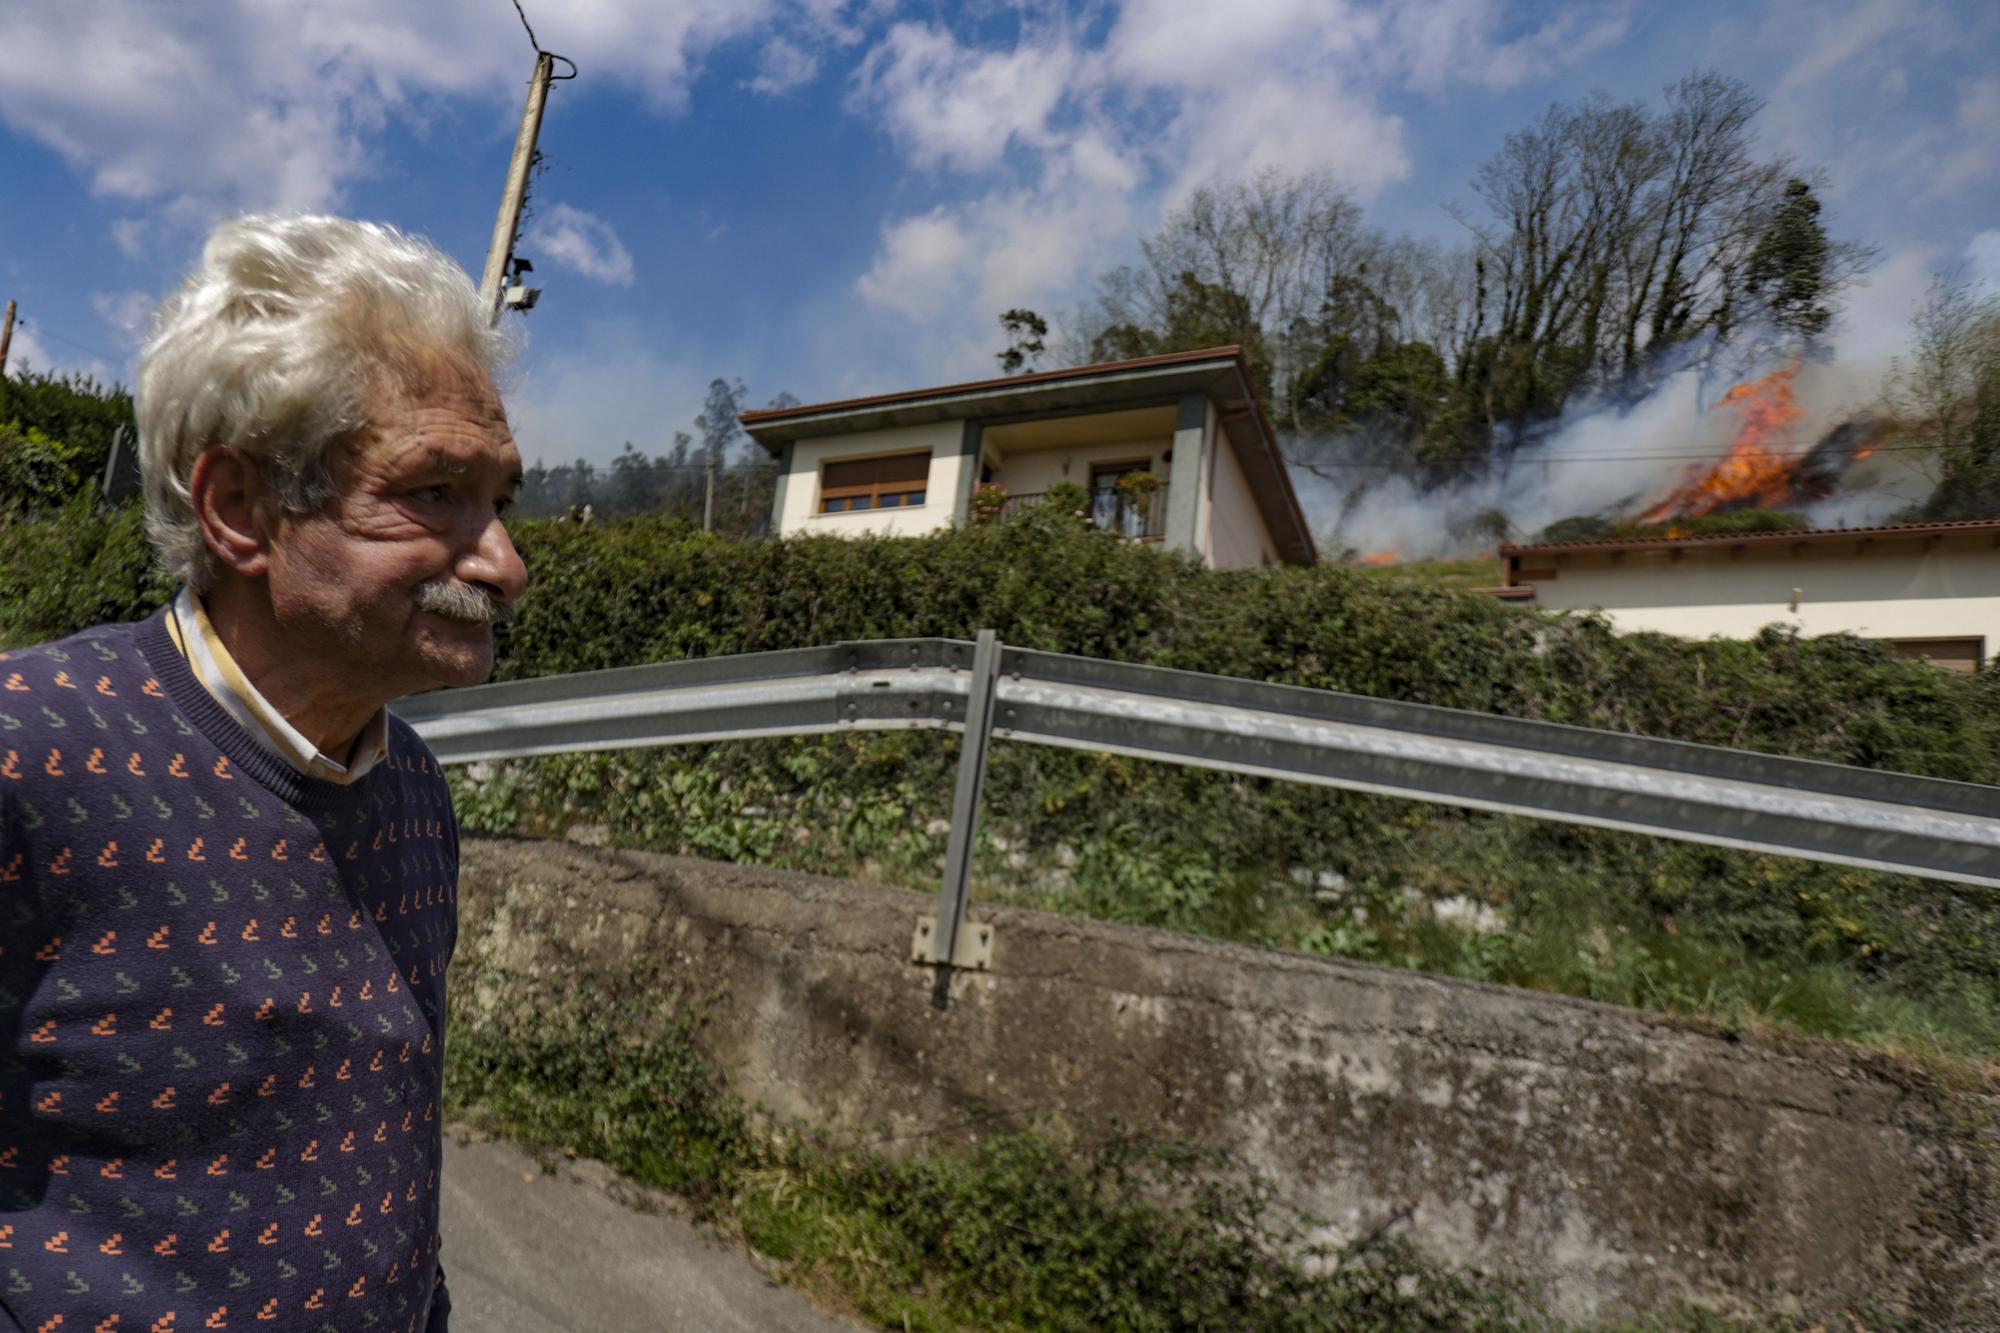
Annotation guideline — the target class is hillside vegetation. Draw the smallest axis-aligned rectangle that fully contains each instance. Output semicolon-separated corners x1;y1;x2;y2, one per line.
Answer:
7;502;1998;1065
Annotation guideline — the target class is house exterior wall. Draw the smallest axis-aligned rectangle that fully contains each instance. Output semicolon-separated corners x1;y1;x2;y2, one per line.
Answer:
775;421;967;540
989;437;1172;497
1205;423;1279;569
1521;534;2000;659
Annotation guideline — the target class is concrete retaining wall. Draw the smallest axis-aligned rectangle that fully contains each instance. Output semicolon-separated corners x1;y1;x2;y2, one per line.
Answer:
456;837;1999;1325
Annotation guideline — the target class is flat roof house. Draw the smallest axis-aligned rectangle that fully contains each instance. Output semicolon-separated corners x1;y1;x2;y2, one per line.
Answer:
1499;519;2000;672
738;347;1316;568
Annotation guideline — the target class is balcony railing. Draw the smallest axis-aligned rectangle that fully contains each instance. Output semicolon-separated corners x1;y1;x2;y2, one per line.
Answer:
993;485;1169;540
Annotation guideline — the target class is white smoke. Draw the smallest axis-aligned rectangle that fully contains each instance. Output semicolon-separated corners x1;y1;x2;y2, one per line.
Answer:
1294;338;1918;562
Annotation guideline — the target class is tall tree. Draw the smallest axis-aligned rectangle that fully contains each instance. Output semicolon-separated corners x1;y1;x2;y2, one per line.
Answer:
1740;177;1834;339
996;309;1049;374
607;441;663;518
1887;270;2000;520
695;377;748;464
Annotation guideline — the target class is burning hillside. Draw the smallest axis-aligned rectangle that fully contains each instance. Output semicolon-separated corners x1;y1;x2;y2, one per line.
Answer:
1310;343;1923;564
1638;363;1881;524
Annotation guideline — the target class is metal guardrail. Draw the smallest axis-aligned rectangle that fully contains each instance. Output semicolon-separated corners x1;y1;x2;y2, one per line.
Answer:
398;634;2000;996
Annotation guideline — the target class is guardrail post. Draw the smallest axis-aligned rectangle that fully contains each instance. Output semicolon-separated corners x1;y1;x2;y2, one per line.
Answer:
928;628;1001;1008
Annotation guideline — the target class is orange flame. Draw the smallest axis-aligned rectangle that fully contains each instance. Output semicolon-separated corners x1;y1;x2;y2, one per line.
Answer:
1354;549;1400;566
1641;363;1808;523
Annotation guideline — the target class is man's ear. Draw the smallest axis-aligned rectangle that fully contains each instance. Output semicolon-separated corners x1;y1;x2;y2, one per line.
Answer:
188;447;274;578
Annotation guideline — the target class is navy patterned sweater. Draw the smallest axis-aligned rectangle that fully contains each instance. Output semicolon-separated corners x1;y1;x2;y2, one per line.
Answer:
0;608;457;1332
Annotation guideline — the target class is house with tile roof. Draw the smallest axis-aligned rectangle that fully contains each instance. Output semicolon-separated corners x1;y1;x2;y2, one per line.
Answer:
1498;519;2000;672
738;347;1316;568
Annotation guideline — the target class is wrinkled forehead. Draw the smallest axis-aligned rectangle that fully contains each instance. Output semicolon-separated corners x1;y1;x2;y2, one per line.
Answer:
344;352;518;476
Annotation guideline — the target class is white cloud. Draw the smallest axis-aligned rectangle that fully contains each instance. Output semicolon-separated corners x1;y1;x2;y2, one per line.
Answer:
1751;0;1959;210
748;37;820;94
1966;231;2000;294
1156;78;1410;201
110;219;151;259
855;208;975;317
0;1;821;218
528;204;636;286
91;290;157;345
853;22;1083;172
1385;0;1635;93
1932;77;2000;195
1102;0;1408;198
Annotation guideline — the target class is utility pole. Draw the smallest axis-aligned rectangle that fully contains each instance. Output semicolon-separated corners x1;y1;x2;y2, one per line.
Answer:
0;300;15;380
703;453;717;534
478;51;555;323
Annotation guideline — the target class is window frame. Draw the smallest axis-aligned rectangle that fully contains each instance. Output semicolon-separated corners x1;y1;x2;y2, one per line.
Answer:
817;449;933;515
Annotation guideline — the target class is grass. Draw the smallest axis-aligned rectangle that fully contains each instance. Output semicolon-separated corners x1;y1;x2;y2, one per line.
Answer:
444;960;1913;1333
1349;556;1507;589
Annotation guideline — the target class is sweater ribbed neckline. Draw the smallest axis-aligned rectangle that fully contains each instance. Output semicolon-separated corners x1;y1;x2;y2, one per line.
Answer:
132;607;391;813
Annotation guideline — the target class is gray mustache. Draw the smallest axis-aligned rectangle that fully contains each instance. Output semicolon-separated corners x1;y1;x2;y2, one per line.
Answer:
414;578;517;625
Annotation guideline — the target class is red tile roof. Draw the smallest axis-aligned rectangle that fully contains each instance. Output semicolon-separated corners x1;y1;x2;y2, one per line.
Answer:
1501;518;2000;558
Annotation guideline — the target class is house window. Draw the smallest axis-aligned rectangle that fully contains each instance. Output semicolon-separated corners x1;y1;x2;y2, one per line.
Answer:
819;451;930;513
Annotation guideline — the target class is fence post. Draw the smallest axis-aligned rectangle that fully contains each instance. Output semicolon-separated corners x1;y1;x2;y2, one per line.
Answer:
928;628;1001;1008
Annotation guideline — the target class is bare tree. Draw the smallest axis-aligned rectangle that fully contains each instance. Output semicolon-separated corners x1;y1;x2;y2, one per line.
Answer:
1884;269;2000;514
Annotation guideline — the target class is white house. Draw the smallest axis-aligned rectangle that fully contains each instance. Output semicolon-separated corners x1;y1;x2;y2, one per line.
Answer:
1498;519;2000;672
737;347;1317;568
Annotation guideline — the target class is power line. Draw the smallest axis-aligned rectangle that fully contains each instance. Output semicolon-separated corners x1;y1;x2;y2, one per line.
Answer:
14;317;123;367
508;0;541;54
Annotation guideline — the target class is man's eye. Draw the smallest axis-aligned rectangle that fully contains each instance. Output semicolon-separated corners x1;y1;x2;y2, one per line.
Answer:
495;496;515;517
414;485;450;504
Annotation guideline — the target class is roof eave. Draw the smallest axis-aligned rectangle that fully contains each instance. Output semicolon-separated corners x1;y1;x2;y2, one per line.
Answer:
737;348;1252;448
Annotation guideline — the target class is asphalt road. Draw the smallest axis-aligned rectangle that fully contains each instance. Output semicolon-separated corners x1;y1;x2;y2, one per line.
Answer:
440;1135;857;1332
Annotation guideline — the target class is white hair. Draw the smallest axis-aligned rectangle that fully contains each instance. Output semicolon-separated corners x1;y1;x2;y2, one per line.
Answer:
137;214;511;590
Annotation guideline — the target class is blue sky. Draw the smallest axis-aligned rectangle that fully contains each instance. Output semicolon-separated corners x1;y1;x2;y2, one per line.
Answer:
1;0;1995;474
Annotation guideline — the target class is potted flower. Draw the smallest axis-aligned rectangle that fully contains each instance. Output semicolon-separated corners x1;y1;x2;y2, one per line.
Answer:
1114;470;1161;503
970;481;1009;523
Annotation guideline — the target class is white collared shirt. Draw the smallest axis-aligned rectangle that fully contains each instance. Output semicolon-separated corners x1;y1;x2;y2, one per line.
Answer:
164;587;390;784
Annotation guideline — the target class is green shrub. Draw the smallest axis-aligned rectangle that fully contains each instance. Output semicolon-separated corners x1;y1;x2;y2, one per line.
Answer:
0;495;174;647
0;369;137;509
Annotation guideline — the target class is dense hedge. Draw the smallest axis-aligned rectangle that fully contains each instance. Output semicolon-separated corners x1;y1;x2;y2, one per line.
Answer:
0;370;137;511
484;510;2000;780
6;505;1998;1056
9;503;1993;779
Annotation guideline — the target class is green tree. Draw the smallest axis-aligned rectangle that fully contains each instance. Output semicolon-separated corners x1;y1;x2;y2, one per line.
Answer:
607;442;665;519
695;377;747;465
996;308;1048;375
1741;177;1833;338
1089;272;1275;402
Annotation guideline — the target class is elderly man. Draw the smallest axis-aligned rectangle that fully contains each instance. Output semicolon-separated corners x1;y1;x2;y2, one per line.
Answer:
0;215;525;1331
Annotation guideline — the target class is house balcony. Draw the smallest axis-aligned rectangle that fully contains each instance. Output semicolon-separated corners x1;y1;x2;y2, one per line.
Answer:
993;485;1170;541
